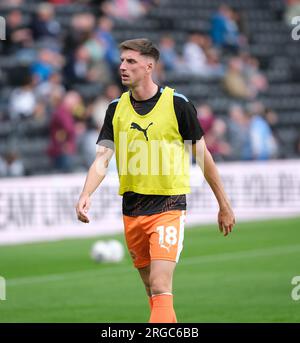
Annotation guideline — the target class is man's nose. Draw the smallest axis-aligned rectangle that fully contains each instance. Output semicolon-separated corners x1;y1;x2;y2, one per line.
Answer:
120;61;126;71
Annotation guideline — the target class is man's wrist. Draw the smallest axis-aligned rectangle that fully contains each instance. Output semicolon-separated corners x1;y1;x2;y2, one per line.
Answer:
80;192;90;197
219;202;231;211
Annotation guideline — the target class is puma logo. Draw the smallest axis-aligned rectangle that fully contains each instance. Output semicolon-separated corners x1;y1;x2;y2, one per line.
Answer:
130;122;153;141
160;244;171;253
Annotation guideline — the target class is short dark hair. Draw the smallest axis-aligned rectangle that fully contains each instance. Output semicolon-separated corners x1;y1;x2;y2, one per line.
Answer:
119;38;160;62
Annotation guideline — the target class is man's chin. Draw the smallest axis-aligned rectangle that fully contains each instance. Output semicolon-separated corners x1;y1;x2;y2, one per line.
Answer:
121;80;131;86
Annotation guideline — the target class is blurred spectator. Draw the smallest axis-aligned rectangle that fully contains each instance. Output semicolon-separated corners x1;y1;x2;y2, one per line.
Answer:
205;118;232;161
101;0;147;21
9;74;37;120
211;4;242;52
159;35;183;72
196;104;215;134
64;13;111;85
231;8;249;47
0;151;25;177
35;72;66;113
223;56;254;99
183;32;224;77
30;2;61;50
64;13;96;54
264;107;279;130
47;91;82;172
3;10;32;55
246;102;278;160
205;47;225;78
65;45;90;83
182;32;209;76
77;118;99;169
83;36;111;83
31;48;63;83
264;107;280;154
227;104;252;160
240;52;268;94
91;84;121;130
63;13;95;85
95;16;120;71
84;36;105;63
76;83;121;169
197;104;231;160
65;43;110;84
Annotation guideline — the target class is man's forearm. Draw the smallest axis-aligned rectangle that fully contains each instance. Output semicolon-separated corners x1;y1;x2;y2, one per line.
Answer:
193;138;235;235
194;139;231;210
203;150;231;210
80;147;113;197
80;161;106;197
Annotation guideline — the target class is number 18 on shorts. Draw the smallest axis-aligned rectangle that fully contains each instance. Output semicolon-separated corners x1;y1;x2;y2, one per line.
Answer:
123;210;186;268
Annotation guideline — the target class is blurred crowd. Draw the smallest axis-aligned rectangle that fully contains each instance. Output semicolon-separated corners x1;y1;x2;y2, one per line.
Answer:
0;1;298;177
196;101;279;162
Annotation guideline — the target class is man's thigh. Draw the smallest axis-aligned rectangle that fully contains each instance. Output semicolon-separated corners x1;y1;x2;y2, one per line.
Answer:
123;210;186;268
123;215;151;268
142;210;186;264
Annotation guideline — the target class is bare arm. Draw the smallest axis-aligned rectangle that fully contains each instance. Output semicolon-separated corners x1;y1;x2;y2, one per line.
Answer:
75;145;114;223
192;137;235;236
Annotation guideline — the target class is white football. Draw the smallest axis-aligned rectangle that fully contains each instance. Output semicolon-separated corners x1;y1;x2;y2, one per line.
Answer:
106;239;125;262
90;239;124;263
90;240;111;262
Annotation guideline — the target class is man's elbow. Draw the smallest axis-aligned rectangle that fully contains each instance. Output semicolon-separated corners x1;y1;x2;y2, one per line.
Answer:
92;152;112;177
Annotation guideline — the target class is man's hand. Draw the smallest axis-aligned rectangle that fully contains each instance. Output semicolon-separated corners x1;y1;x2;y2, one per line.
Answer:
76;194;90;223
218;207;235;236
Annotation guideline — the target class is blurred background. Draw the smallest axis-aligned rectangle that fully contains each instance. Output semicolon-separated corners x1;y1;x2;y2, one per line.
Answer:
0;0;299;176
0;0;300;323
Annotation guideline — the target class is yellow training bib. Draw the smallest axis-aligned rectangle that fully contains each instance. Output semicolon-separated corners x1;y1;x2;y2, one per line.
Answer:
113;87;191;195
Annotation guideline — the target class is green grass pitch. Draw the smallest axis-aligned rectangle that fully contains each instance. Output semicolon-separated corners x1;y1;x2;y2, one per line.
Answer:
0;217;299;323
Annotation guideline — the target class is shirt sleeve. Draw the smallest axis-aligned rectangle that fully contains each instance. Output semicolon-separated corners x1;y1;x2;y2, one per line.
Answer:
96;101;118;150
173;94;204;144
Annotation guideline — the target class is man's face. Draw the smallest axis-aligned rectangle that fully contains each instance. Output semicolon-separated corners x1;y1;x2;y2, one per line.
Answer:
119;49;153;87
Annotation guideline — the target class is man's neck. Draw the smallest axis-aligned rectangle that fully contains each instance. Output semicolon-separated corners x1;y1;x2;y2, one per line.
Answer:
130;82;159;101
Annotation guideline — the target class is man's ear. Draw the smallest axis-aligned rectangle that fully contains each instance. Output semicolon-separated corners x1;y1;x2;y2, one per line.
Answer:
147;60;154;72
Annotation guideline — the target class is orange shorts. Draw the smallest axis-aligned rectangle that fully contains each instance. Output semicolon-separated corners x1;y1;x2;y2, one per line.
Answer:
123;210;186;269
